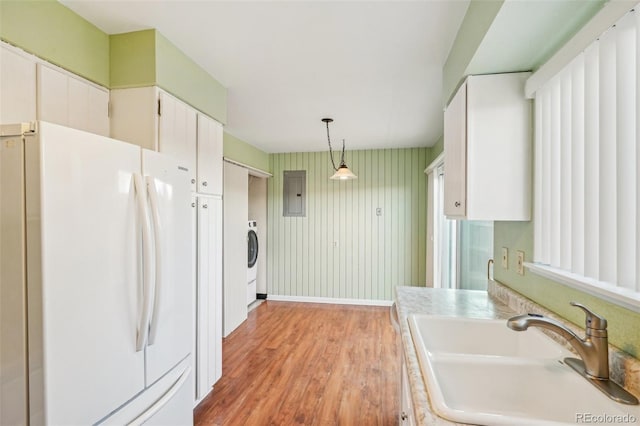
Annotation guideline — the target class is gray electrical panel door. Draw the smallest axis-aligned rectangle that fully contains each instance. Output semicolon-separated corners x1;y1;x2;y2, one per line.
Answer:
283;170;306;217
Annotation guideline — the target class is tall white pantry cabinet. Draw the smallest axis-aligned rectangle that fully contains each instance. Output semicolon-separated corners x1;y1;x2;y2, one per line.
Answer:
110;87;224;404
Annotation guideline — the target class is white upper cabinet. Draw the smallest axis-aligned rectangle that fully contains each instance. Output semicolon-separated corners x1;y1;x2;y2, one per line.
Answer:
444;73;532;221
37;63;109;137
196;113;223;195
110;87;221;194
0;44;36;123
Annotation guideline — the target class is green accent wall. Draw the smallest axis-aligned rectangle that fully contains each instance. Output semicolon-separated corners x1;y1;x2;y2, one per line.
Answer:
267;148;428;301
110;30;156;88
223;132;270;173
155;32;227;124
442;0;503;106
0;0;109;87
109;30;227;124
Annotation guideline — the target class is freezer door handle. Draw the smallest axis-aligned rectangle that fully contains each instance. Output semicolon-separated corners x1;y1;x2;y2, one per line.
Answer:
146;176;163;346
127;366;192;426
134;174;154;352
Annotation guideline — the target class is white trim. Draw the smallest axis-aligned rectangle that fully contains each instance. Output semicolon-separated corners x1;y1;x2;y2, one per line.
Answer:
267;294;393;307
424;151;445;174
525;262;640;313
223;157;272;178
525;0;638;98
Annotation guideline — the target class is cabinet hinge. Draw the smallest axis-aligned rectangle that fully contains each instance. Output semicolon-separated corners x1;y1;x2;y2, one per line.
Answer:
157;99;161;116
107;101;111;118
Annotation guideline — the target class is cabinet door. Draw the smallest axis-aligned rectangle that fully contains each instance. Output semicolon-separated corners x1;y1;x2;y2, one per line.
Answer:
400;361;415;425
196;113;223;195
37;64;68;126
211;197;223;384
158;91;197;192
0;44;36;123
194;195;223;401
443;81;467;218
87;83;110;137
37;64;110;137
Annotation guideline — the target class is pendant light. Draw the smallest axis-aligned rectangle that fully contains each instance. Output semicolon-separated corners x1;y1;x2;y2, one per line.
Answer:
322;118;357;180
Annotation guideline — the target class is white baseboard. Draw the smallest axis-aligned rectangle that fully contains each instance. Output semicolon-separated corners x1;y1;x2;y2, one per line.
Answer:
266;294;393;307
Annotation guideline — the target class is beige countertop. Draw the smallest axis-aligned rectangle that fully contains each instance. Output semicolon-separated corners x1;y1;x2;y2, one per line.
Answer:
394;286;516;426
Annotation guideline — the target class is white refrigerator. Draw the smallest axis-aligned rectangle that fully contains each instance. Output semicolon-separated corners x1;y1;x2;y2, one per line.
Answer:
0;121;194;425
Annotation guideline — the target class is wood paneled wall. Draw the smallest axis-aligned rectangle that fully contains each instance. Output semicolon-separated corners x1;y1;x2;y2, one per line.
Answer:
267;148;428;301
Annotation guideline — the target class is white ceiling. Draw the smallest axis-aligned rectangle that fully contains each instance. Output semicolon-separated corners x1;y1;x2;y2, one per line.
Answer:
61;0;469;153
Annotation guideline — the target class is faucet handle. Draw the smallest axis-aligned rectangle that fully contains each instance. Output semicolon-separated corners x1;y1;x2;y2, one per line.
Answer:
570;302;607;330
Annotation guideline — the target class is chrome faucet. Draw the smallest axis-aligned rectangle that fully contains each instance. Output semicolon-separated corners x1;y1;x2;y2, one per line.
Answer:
507;302;638;405
508;301;608;379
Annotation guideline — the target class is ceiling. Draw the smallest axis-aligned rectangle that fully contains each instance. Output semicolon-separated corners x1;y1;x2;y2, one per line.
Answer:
60;0;469;153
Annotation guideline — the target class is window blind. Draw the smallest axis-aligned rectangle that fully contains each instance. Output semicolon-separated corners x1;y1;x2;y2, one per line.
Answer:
533;7;640;306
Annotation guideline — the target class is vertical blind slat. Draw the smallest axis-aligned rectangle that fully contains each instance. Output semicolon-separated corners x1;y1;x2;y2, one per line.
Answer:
550;81;562;267
636;10;640;293
571;56;585;276
598;29;618;284
542;88;552;265
560;73;573;270
584;43;600;280
616;13;637;291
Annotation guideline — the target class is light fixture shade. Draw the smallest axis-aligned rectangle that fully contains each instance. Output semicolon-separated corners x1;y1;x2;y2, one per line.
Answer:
330;164;358;180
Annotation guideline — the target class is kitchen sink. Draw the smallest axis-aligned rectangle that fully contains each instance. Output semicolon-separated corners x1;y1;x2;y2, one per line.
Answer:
408;315;640;425
408;315;567;358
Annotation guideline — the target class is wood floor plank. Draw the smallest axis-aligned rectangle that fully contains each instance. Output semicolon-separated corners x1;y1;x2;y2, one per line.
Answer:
194;301;400;426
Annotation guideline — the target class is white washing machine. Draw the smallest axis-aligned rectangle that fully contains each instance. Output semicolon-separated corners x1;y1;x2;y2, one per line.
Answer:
247;220;258;305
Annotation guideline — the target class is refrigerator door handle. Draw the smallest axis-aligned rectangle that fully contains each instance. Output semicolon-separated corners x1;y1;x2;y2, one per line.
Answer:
145;176;163;346
134;173;154;352
127;366;192;426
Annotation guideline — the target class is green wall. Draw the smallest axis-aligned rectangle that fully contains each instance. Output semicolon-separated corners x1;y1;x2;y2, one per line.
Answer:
110;30;156;88
442;0;503;106
155;32;227;124
0;0;110;87
223;132;270;173
267;148;428;301
110;30;227;124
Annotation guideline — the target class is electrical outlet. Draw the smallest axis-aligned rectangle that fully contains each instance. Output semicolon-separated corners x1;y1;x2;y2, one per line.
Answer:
517;251;525;275
501;247;508;269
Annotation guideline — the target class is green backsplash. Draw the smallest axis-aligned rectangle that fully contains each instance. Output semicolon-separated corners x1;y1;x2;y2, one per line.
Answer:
0;0;109;87
494;221;640;358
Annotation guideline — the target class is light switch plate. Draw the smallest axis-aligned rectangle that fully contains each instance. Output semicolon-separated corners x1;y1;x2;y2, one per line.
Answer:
517;251;525;275
501;247;508;269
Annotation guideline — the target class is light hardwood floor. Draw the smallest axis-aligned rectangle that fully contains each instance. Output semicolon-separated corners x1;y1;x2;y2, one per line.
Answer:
194;301;401;425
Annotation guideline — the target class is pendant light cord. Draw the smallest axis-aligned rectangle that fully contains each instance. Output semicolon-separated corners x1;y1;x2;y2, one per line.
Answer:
325;120;346;171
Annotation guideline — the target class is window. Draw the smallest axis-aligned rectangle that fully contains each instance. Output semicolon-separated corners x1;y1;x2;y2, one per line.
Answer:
426;158;493;290
531;7;640;311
